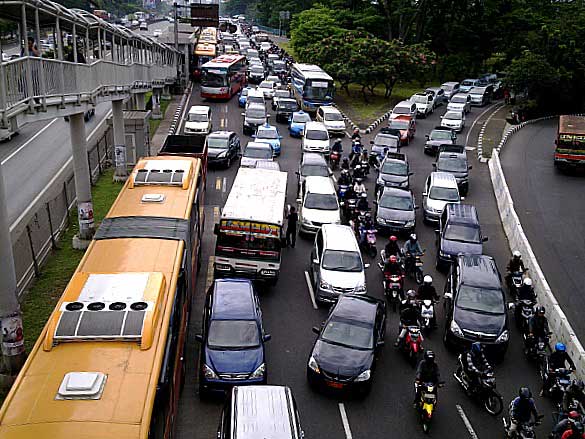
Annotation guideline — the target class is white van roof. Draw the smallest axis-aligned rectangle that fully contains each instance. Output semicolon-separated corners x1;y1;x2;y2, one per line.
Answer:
188;105;209;114
430;171;458;188
322;224;360;252
248;88;264;98
304;121;328;132
304;176;335;194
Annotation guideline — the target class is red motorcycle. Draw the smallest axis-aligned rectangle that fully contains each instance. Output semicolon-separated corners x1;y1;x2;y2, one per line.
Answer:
330;150;341;170
401;325;424;367
384;273;404;312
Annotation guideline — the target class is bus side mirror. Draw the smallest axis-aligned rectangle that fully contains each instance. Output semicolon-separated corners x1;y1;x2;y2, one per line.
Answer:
214;224;220;235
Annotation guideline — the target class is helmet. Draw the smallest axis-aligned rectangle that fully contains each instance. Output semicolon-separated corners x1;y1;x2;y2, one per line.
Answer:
536;306;546;316
361;192;368;198
390;235;398;242
573;379;585;391
353;128;359;134
365;212;371;218
519;387;532;399
406;289;417;299
410;233;417;241
423;275;433;285
341;169;348;175
343;157;349;163
555;342;566;352
569;411;581;420
513;250;521;258
471;342;483;354
355;177;363;183
389;255;397;263
424;350;435;362
523;277;533;287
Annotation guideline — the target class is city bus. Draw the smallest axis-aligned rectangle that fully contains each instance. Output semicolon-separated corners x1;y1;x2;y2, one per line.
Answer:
214;167;287;284
554;115;585;170
193;42;217;80
0;154;206;439
290;63;335;113
199;27;218;45
201;54;247;99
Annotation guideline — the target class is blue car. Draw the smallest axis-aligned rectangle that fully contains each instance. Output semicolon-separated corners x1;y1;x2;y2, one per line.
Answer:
288;110;311;138
253;123;283;155
238;87;251;108
196;279;271;398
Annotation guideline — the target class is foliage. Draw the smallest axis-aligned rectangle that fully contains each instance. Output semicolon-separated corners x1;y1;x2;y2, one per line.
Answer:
290;6;344;60
506;51;560;108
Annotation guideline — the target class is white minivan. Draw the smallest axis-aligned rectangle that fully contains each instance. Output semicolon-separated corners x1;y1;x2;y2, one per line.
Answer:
302;121;330;155
185;105;212;135
316;106;346;136
422;172;463;223
298;176;340;234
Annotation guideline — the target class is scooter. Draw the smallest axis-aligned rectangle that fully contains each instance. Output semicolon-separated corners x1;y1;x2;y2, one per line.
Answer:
419;300;435;332
512;299;536;334
405;253;425;285
453;354;503;416
401;325;424;367
330;150;341;170
543;367;572;402
337;184;349;200
503;414;543;438
415;381;444;434
363;228;377;258
508;270;527;299
352;163;366;180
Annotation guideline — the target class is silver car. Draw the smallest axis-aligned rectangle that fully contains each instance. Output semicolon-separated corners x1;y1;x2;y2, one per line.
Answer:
441;110;466;133
447;93;471;114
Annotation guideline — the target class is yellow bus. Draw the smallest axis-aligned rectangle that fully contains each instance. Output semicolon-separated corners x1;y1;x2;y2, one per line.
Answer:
0;155;205;439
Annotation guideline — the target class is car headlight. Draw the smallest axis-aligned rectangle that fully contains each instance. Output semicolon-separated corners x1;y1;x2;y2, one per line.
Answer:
319;279;331;290
355;369;371;382
202;364;218;379
450;320;464;337
399;180;408;188
496;330;509;343
217;150;227;158
250;363;266;379
377;217;387;225
355;283;366;293
302;217;312;225
405;220;415;227
308;356;320;373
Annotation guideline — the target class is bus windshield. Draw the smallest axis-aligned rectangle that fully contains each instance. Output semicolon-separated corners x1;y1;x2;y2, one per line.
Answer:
202;68;227;87
216;230;281;261
305;81;334;100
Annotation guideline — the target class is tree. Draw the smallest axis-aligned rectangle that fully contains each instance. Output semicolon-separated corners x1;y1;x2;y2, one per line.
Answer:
290;5;344;60
506;50;560;107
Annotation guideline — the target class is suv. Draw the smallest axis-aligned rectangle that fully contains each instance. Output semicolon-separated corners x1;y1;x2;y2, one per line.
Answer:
196;279;271;397
468;86;493;106
370;129;400;157
444;255;509;359
410;92;435;118
374;187;416;235
276;98;298;123
309;224;367;303
248;64;265;84
316;106;346;136
390;100;417;120
297;153;331;195
424;127;457;155
185;105;212;135
242;103;268;135
435;204;487;270
422;172;462;223
375;152;411;194
206;131;241;168
433;145;472;195
298;176;340;234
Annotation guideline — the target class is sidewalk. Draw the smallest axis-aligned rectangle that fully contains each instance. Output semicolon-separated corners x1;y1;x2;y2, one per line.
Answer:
150;95;182;152
480;104;511;158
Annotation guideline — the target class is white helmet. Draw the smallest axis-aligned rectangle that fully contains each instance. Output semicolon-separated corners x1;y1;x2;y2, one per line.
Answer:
523;277;533;287
424;275;433;284
410;233;417;241
513;250;521;258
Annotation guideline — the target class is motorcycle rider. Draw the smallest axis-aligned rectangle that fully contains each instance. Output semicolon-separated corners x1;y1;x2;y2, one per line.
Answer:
561;422;585;439
417;275;439;327
562;380;585;415
384;254;404;277
341;157;351;171
350;138;363;162
463;342;492;392
357;212;374;247
351;128;361;141
414;350;441;408
338;169;352;187
507;387;541;437
507;250;527;286
332;139;343;155
356;191;369;211
384;235;402;260
403;233;423;273
527;306;550;350
518;277;537;302
542;342;577;396
395;290;420;348
551;411;582;439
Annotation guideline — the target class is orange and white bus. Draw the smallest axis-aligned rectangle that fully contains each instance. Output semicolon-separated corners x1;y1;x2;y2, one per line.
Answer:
201;54;247;99
0;154;206;439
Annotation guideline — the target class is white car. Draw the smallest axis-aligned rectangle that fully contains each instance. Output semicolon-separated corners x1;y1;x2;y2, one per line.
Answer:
390;100;417;119
410;93;434;118
440;110;466;132
258;80;276;99
184;105;212;135
316;106;346;136
302;121;331;155
423;172;462;223
298;176;340;234
260;42;272;52
447;93;471;114
240;141;274;168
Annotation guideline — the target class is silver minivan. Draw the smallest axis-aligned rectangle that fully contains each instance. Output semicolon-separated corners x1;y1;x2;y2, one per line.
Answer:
218;386;305;439
422;172;463;223
310;224;367;304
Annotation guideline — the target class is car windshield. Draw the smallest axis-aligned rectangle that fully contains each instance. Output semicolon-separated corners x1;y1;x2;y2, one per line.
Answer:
442;84;454;91
413;95;430;104
380;193;413;210
244;146;272;159
259;81;273;89
456;286;505;315
451;96;466;103
470;89;484;95
280;101;298;110
444;112;462;120
375;134;399;147
438;156;467;172
444;223;481;243
462;80;476;86
247;108;266;119
250;66;264;74
292;113;311;123
325;112;344;121
393;106;410;115
321;250;362;272
431;130;453;140
381;160;408;176
257;127;278;139
321;318;373;350
302;164;329;177
304;193;338;210
188;113;209;122
207;320;260;349
207;137;229;149
389;120;410;129
306;129;329;140
275;90;290;98
429;186;459;201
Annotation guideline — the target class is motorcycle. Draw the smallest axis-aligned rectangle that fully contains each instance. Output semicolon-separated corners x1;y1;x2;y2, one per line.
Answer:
341;197;358;223
330;150;341;170
524;333;549;363
369;152;380;171
361;228;377;258
405;253;425;285
415;381;444;433
508;270;527;299
453;354;504;415
352;163;366;180
337;184;349;200
503;415;543;439
419;300;435;332
360;157;370;176
543;367;572;402
513;299;536;334
400;325;424;367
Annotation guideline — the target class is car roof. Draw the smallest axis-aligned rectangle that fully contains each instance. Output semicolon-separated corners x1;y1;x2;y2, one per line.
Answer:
321;224;360;251
430;171;458;187
188;105;209;113
255;161;281;171
395;100;414;108
278;98;297;104
305;176;335;194
457;255;501;289
451;93;469;98
320;106;341;114
211;279;256;319
248;89;264;97
381;187;412;198
208;131;234;139
245;141;272;149
302;152;327;165
392;115;413;122
258;124;277;131
305;121;328;130
332;294;379;324
442;82;460;86
445;203;479;224
382;152;407;164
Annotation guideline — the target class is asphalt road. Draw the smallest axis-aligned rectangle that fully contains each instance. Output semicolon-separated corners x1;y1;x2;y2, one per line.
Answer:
175;88;558;438
500;118;585;341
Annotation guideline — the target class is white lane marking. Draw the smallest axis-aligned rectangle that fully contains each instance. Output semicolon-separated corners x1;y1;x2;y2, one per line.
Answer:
222;177;227;193
213;206;219;223
215;177;222;190
465;103;499;148
345;131;351;138
331;174;337;182
456;404;480;439
2;119;58;164
303;271;318;310
338;403;353;439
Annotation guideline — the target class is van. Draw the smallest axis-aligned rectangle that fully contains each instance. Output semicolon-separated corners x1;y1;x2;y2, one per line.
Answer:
436;204;487;270
422;172;462;223
468;85;493;106
316;106;346;136
218;386;305;439
302;121;331;155
298;176;340;234
185;105;212;135
309;224;367;304
460;78;480;93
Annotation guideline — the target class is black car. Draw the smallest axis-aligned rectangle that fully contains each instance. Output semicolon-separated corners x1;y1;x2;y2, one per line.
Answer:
424;127;457;155
433;145;471;195
276;98;299;123
435;203;487;270
270;60;287;75
443;255;509;360
370;129;400;157
206;131;241;168
375;152;411;194
307;294;386;396
374;187;416;235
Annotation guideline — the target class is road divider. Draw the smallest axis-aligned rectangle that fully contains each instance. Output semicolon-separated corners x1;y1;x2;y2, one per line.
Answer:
304;271;318;310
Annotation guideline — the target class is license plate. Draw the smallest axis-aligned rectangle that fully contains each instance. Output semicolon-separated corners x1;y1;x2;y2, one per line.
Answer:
326;381;344;389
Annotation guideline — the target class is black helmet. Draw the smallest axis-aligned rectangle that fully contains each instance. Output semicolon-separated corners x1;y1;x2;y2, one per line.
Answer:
519;387;531;399
536;306;546;316
424;350;435;362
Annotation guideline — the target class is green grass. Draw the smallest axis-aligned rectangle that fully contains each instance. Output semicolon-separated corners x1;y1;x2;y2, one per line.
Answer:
20;169;123;354
149;98;170;136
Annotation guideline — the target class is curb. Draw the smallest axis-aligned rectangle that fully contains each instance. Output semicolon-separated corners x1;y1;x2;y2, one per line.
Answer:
168;82;193;136
476;103;504;160
332;103;393;135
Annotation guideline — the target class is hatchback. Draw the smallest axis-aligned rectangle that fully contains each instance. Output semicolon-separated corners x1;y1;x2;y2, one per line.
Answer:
375;187;416;235
423;172;462;223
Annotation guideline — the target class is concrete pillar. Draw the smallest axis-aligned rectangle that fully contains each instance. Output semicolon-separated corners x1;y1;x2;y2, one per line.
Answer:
152;87;162;120
0;163;26;382
70;112;95;245
112;99;128;181
162;84;171;100
135;92;146;111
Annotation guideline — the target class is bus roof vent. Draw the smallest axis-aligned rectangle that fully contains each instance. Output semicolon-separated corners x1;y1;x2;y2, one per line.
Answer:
132;159;191;187
56;372;107;400
141;193;166;203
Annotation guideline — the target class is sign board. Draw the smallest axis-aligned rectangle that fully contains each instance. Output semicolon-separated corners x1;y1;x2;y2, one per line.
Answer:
190;4;219;28
220;219;280;237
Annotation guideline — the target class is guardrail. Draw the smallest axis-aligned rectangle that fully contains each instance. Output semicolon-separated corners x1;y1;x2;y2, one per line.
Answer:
488;120;585;379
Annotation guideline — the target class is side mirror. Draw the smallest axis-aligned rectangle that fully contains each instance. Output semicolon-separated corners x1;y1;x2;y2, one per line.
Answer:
409;172;414;176
295;171;300;175
414;205;419;210
482;236;489;242
195;334;203;342
434;229;440;234
440;115;444;119
508;302;515;310
422;192;427;197
312;326;320;334
297;198;302;204
252;134;257;138
432;163;437;168
370;140;374;144
263;334;272;342
241;112;246;116
425;135;429;140
266;114;271;118
279;136;283;139
377;340;385;347
460;196;465;201
312;258;319;265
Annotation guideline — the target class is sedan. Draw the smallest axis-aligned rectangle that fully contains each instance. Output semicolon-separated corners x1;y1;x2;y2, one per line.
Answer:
258;80;276;99
289;111;311;137
374;187;416;235
441;111;466;132
424;127;457;155
253;123;283;155
447;93;471;114
307;294;386;396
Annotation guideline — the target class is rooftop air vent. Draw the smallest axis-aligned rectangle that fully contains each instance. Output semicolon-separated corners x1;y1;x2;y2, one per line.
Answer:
141;193;166;203
56;372;107;400
133;160;191;187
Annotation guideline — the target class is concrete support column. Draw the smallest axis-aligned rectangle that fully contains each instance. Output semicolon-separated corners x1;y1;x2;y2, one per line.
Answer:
112;99;128;181
135;92;146;111
0;163;26;383
69;112;95;245
152;87;162;120
162;84;171;100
